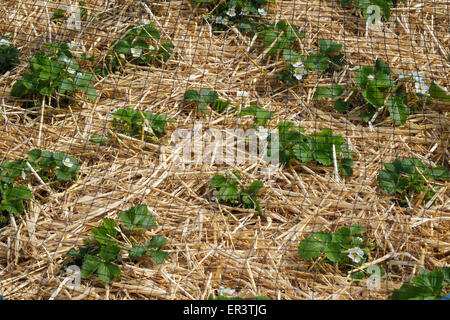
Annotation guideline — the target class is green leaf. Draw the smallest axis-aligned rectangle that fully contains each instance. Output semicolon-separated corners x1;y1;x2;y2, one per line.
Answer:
392;284;437;300
86;85;97;101
429;82;450;102
219;186;239;202
91;218;118;245
200;88;218;104
129;243;147;260
324;242;343;262
282;49;300;63
375;58;392;75
429;167;450;180
99;244;121;262
27;149;42;161
90;134;109;146
97;262;120;283
298;232;331;260
55;169;73;181
386;94;409;125
313;85;344;99
331;227;351;245
319;39;342;55
373;73;396;89
334;99;350;112
146;236;167;249
119;205;156;230
210;174;227;188
80;254;101;278
355;66;374;88
4;185;33;200
114;40;131;54
306;54;330;72
184;89;202;102
245;180;264;194
349;224;366;236
148;250;169;264
363;85;384;107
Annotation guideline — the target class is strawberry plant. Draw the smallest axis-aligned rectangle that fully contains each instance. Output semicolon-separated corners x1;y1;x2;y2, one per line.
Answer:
90;108;174;145
340;0;405;23
0;35;20;75
184;88;230;114
11;42;97;104
210;172;264;213
392;267;449;300
272;122;355;176
378;158;449;207
65;204;168;284
197;0;270;32
298;224;384;280
107;22;174;73
0;149;80;225
237;105;274;126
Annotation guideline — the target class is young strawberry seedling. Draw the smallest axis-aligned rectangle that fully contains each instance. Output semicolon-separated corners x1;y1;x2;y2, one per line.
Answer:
90;108;175;145
392;267;449;300
210;172;264;213
298;224;384;281
0;34;20;75
0;149;80;225
197;0;270;32
107;22;174;73
65;204;168;284
377;158;449;207
11;42;97;106
184;88;230;114
272;122;355;177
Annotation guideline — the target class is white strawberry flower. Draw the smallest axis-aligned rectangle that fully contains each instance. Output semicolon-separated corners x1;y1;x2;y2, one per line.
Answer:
0;39;10;46
67;67;76;74
219;286;235;296
415;79;429;95
142;125;154;134
258;8;267;16
241;7;250;15
68;40;80;50
63;158;73;168
293;63;307;80
292;59;304;68
130;47;142;58
348;247;364;263
221;16;229;25
211;190;219;201
226;7;236;17
367;74;375;81
237;90;249;98
256;126;270;140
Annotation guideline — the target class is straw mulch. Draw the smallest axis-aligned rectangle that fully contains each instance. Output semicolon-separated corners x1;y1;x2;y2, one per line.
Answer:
0;0;448;300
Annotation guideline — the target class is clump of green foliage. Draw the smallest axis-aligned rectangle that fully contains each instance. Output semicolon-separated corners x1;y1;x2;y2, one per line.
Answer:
107;22;174;73
184;88;230;114
0;149;80;225
11;42;97;104
0;35;20;75
210;172;264;213
392;267;449;300
378;158;449;207
237;105;274;126
65;204;169;284
340;0;405;23
273;122;355;177
298;224;384;280
197;0;270;32
90;108;175;145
